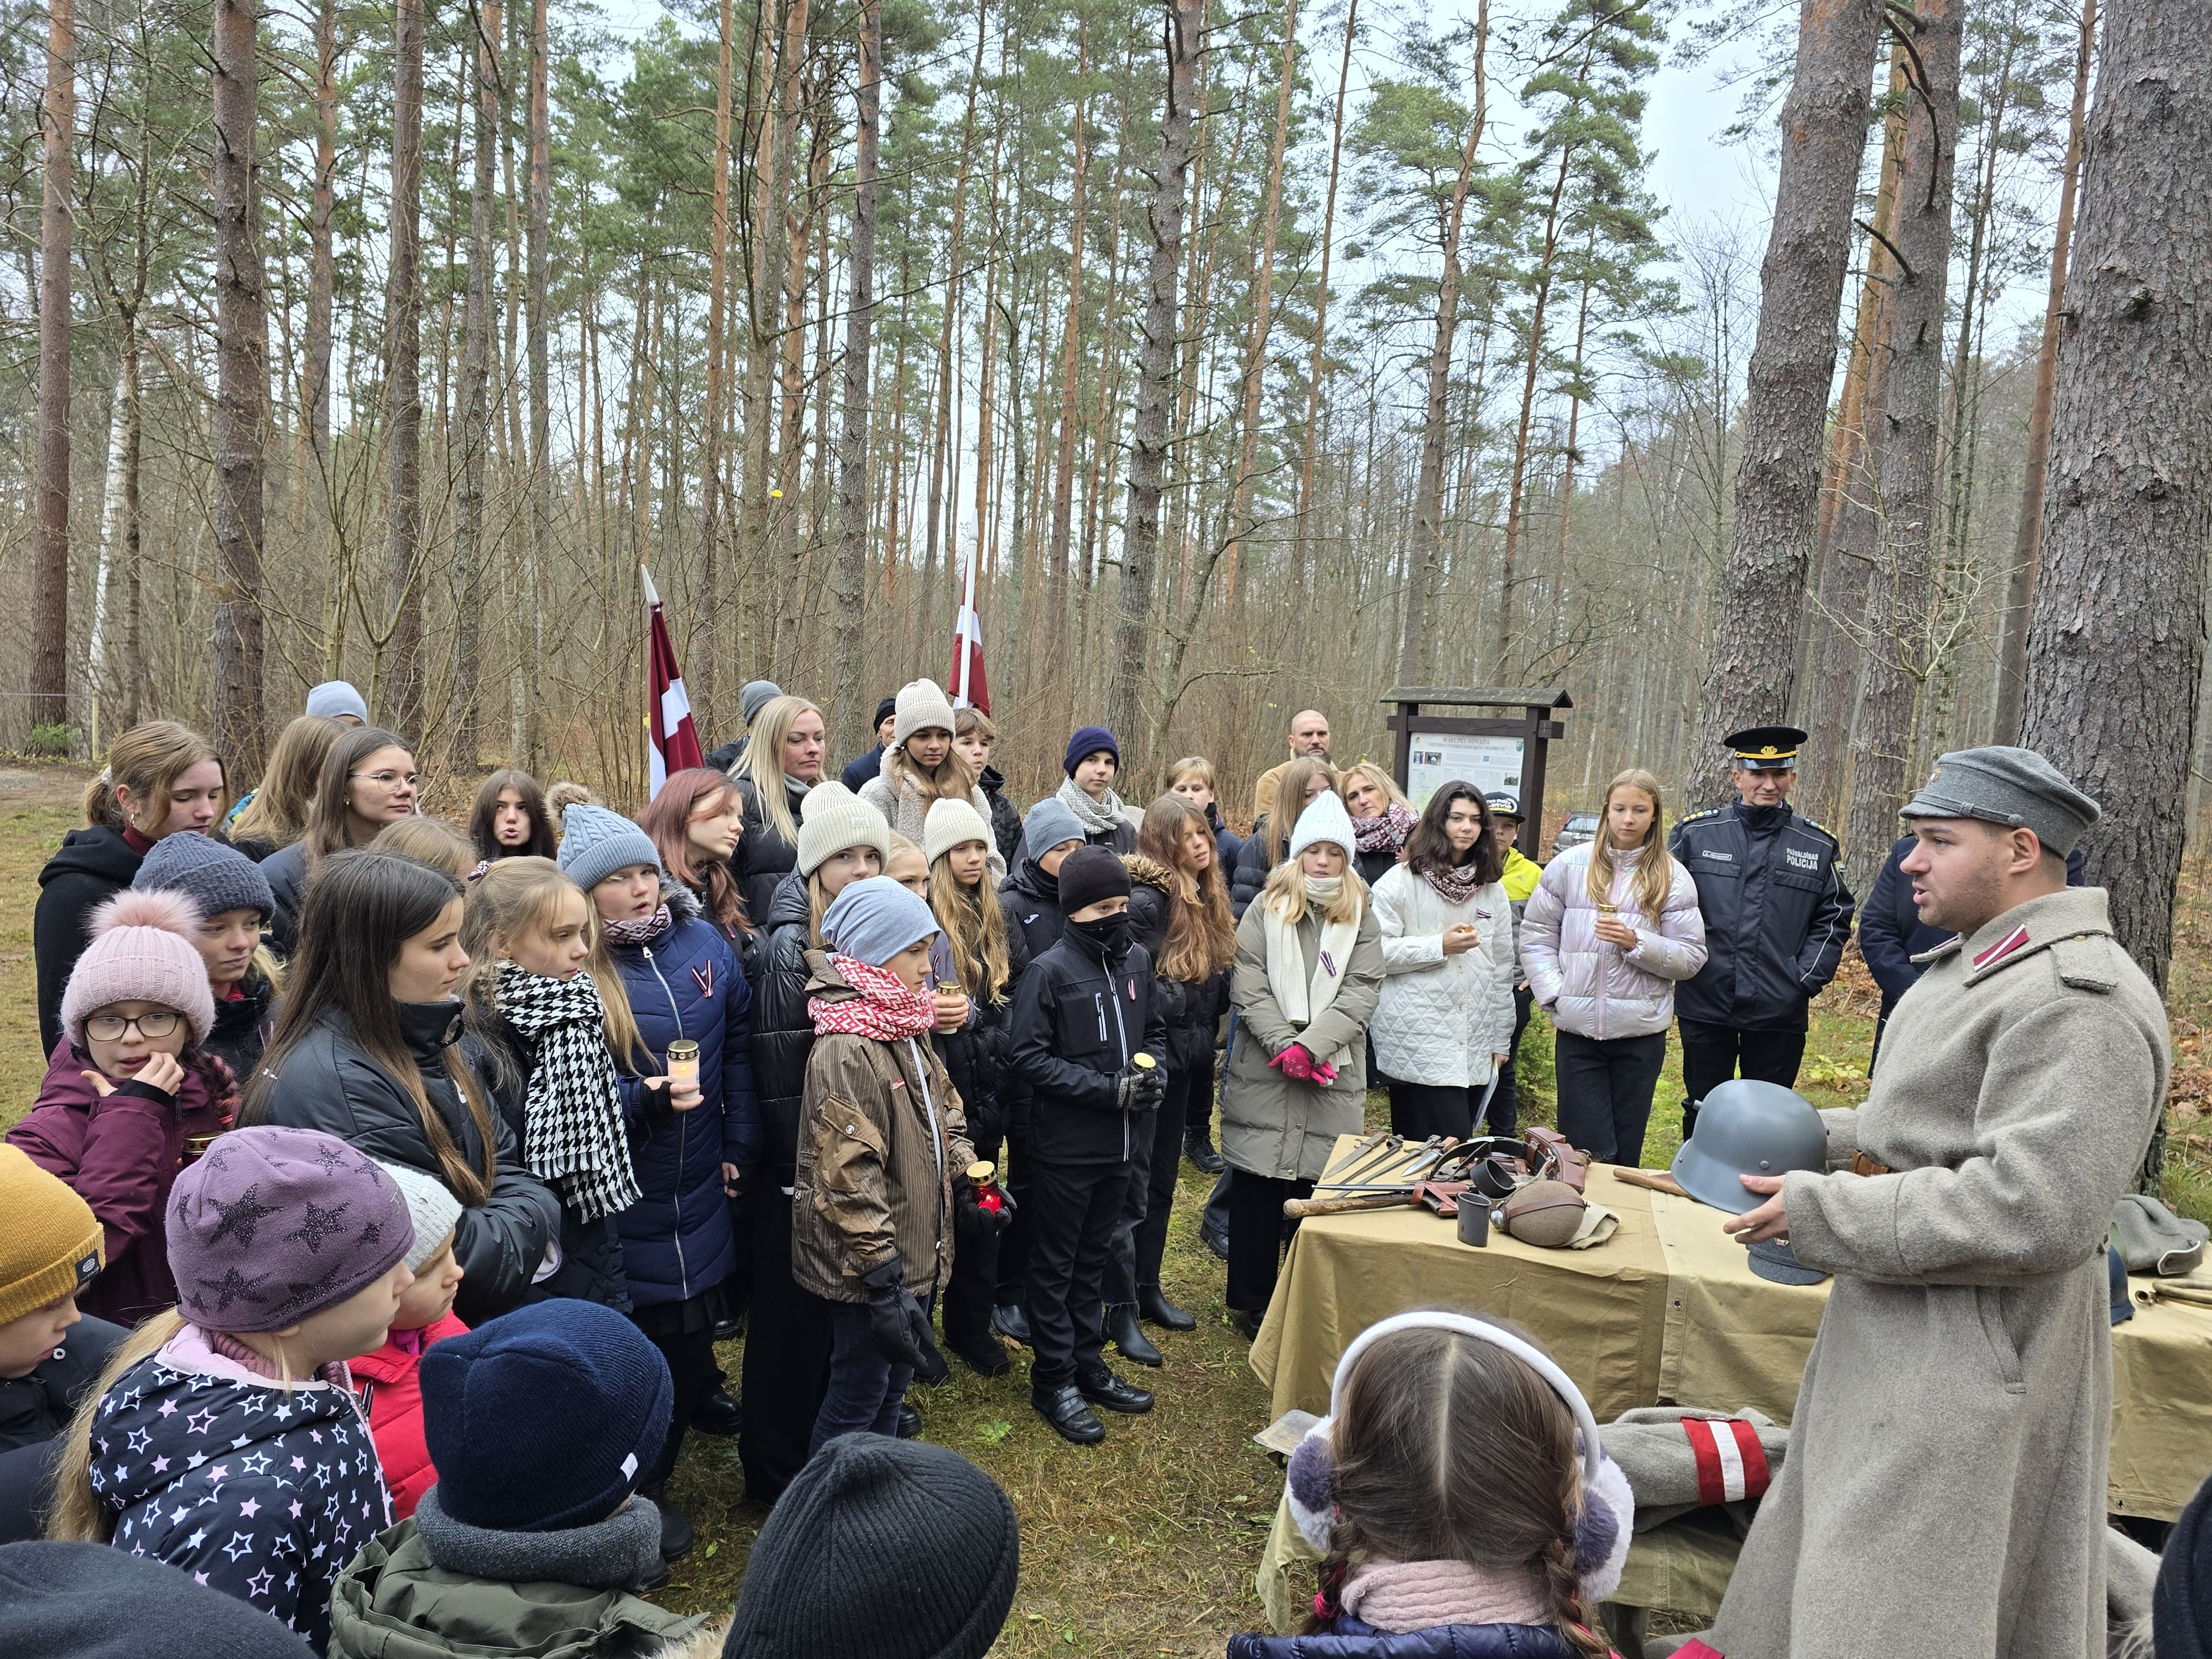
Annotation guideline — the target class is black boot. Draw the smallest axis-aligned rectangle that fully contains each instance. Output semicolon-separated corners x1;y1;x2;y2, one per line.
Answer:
1680;1098;1699;1144
1229;1307;1264;1342
1076;1366;1154;1413
1032;1383;1105;1444
640;1485;695;1561
896;1399;922;1439
1138;1283;1196;1331
689;1386;742;1437
947;1327;1011;1378
1183;1128;1225;1175
1106;1302;1163;1366
990;1303;1031;1345
1199;1216;1230;1261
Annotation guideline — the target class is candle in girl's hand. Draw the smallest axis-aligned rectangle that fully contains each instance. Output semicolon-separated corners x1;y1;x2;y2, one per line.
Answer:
666;1040;700;1089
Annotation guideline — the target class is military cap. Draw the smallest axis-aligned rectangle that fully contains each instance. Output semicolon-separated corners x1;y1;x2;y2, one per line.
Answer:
1900;745;2100;857
1726;725;1806;771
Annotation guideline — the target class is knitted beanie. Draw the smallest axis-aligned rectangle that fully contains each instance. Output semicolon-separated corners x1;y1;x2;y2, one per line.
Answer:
796;781;893;878
1063;725;1120;778
166;1126;413;1334
723;1434;1019;1659
873;695;899;732
375;1162;465;1270
924;796;994;867
133;830;274;923
821;876;940;968
305;680;370;723
1020;797;1087;865
740;679;785;727
892;679;960;751
556;801;664;894
0;1145;103;1326
1057;845;1131;916
0;1540;318;1659
60;889;218;1048
1287;789;1359;862
420;1299;674;1532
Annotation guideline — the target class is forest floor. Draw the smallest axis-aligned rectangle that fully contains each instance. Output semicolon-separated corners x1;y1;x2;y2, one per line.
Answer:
3;761;2208;1652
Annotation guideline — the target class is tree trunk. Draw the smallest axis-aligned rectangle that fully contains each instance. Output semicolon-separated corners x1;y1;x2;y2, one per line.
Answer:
2020;0;2212;1027
1399;1;1490;688
831;0;880;759
307;0;336;585
1992;0;2096;744
696;0;734;724
1842;0;1963;894
384;0;426;737
1292;0;1359;602
33;0;74;737
1045;22;1087;685
1687;0;1883;807
1108;0;1202;748
451;0;499;767
521;0;549;765
211;0;267;768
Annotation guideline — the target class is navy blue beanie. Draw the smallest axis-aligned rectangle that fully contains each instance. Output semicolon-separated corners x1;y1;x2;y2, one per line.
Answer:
1064;725;1119;777
419;1300;673;1532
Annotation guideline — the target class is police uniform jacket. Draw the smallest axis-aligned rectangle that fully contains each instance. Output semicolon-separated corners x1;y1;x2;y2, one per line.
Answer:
1668;801;1854;1032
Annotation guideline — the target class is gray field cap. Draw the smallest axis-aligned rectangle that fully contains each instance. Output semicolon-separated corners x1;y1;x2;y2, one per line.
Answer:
1900;745;2100;857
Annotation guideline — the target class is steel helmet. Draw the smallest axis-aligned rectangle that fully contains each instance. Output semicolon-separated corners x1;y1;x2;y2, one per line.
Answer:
1671;1079;1828;1213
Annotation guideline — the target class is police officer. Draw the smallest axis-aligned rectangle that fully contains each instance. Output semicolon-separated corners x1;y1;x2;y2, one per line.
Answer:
1668;726;1854;1137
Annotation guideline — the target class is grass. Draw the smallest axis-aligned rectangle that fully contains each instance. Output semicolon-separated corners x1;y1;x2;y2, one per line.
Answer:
2;763;2204;1652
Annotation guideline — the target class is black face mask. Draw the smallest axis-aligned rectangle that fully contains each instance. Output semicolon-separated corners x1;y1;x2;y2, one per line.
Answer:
1070;912;1132;958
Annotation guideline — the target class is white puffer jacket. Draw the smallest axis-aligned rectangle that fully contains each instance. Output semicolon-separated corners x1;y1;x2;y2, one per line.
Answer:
1369;863;1516;1087
1519;842;1707;1041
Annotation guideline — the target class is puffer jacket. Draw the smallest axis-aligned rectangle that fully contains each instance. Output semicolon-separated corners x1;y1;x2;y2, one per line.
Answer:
1219;899;1385;1183
978;765;1025;869
8;1042;235;1325
1007;926;1169;1167
998;856;1065;961
1125;856;1229;1077
732;774;809;939
859;765;1007;880
351;1312;469;1521
933;896;1030;1152
1369;864;1516;1088
747;870;822;1173
329;1519;716;1659
1231;817;1280;919
1518;843;1707;1042
33;824;143;1056
791;961;976;1303
604;891;755;1308
208;967;279;1084
249;1004;561;1328
90;1326;392;1652
260;839;310;957
0;1313;123;1453
465;1015;633;1310
1228;1619;1582;1657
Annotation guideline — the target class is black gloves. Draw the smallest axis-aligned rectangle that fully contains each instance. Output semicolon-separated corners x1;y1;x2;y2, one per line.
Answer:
1115;1065;1167;1112
954;1177;1016;1238
859;1254;948;1384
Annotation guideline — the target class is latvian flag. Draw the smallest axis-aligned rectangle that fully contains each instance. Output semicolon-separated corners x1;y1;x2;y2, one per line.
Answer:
948;544;990;713
641;564;704;799
1683;1415;1773;1506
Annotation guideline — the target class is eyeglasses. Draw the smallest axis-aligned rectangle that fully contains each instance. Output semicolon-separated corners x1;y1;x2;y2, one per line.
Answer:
351;771;420;787
85;1010;181;1041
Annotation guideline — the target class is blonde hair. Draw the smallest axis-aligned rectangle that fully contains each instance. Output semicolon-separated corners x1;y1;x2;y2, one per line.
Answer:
954;707;997;743
885;831;928;888
86;721;225;833
231;715;344;851
1260;857;1368;927
461;857;645;1070
372;815;478;879
48;1309;188;1541
1166;755;1217;794
931;847;1013;1001
1265;756;1340;865
1339;761;1408;815
1586;768;1675;920
743;695;822;846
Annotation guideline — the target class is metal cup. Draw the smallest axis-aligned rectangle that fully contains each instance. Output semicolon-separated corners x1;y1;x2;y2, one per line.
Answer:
1457;1199;1490;1248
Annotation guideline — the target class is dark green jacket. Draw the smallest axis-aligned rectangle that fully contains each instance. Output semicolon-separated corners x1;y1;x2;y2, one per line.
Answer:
328;1522;715;1659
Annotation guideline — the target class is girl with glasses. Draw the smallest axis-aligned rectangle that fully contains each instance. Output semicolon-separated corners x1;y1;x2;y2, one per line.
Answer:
260;727;421;954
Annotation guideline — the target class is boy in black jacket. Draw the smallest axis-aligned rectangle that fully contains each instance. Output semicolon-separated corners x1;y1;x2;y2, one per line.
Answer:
1008;846;1168;1443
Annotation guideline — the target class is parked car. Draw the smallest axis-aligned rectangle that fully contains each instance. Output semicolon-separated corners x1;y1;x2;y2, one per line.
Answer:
1551;810;1600;858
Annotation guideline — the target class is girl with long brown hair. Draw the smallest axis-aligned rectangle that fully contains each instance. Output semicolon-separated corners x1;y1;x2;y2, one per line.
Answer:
859;679;1005;879
1520;768;1707;1167
1229;753;1338;919
468;767;559;862
637;765;753;940
244;848;561;1325
259;725;421;953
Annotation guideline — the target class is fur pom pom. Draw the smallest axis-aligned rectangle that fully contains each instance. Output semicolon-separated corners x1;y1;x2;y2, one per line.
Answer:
90;886;204;938
546;780;599;819
1286;1419;1337;1553
1574;1452;1635;1605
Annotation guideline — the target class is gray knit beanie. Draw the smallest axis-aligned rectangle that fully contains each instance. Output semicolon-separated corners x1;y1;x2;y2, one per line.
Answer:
1021;797;1087;865
740;680;785;727
305;680;369;723
133;830;275;922
556;801;664;893
796;782;892;878
723;1434;1018;1659
375;1161;465;1270
821;876;940;968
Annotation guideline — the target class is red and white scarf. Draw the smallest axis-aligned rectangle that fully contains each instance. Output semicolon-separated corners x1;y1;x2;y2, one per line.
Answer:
810;954;938;1041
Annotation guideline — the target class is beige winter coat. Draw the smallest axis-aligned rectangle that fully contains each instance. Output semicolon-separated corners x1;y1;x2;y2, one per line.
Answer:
1707;886;2169;1659
1219;900;1385;1182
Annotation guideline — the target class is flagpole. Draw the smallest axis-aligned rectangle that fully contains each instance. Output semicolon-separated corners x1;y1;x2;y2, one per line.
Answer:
954;540;975;706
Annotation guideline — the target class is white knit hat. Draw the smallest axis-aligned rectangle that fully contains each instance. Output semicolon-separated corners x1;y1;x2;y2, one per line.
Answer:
375;1161;465;1269
61;889;218;1048
796;781;893;878
1287;790;1359;863
923;796;994;867
891;678;959;752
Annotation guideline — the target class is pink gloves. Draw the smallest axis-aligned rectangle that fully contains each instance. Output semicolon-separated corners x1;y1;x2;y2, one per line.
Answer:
1312;1059;1340;1086
1270;1044;1326;1084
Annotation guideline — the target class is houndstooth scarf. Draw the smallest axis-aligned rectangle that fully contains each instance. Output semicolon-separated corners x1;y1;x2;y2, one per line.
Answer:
1056;776;1128;839
496;961;643;1222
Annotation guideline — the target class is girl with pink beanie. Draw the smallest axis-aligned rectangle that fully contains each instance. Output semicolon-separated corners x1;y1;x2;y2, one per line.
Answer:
6;889;235;1324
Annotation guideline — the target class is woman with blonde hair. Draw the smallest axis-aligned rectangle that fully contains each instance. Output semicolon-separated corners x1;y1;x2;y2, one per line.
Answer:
1219;791;1385;1337
860;679;1007;880
372;815;479;879
1229;753;1338;919
227;712;343;860
733;693;828;927
1519;768;1707;1167
34;719;227;1057
1340;762;1417;886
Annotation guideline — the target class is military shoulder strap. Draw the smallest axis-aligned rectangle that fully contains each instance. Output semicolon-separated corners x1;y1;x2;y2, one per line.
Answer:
2051;930;2121;993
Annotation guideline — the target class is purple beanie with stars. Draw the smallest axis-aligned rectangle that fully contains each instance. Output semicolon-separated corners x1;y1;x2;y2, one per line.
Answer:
165;1125;414;1334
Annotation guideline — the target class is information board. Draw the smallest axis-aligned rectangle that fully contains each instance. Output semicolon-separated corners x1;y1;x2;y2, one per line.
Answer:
1405;733;1525;810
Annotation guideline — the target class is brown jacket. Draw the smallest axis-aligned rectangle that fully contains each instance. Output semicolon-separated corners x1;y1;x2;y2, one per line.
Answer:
790;957;975;1303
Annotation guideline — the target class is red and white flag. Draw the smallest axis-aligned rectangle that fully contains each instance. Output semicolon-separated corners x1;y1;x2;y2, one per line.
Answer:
641;565;704;799
948;541;990;713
